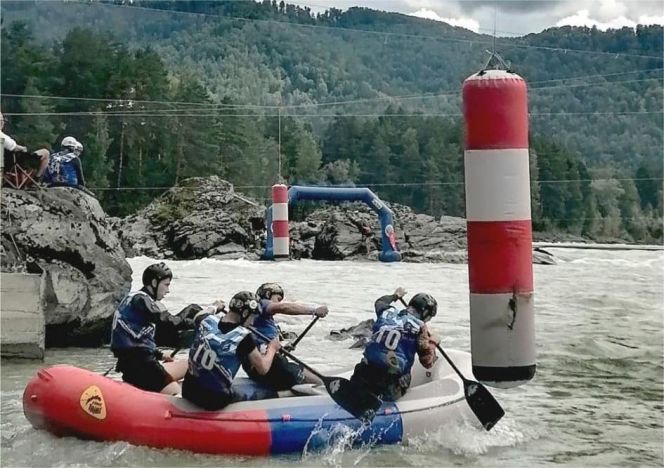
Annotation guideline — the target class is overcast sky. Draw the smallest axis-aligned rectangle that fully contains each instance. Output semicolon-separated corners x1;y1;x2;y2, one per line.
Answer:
292;0;664;36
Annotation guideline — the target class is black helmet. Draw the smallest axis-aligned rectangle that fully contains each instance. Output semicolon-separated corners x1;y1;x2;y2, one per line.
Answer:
408;293;437;321
256;282;284;301
142;262;172;287
229;291;260;322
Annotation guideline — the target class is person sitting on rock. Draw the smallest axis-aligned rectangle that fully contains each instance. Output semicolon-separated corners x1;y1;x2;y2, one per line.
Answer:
110;262;195;395
42;136;86;188
1;111;50;181
350;287;439;401
182;291;280;410
241;282;327;390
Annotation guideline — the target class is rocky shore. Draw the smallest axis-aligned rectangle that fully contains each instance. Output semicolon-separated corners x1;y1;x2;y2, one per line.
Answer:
2;176;561;346
1;186;131;346
112;176;556;264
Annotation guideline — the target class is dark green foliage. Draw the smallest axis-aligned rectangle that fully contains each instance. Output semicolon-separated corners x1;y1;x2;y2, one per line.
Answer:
0;1;661;241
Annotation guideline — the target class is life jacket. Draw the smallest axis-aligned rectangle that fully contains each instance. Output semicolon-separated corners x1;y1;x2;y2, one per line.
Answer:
187;322;251;394
44;150;78;186
250;298;280;346
110;291;157;353
197;314;221;337
363;306;423;376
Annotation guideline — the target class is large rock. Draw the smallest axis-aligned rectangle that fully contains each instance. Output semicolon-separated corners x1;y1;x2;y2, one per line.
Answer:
115;177;266;260
115;176;554;265
328;318;375;349
1;187;132;346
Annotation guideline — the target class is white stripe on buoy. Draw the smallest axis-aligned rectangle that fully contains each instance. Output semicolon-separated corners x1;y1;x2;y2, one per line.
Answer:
464;149;531;222
272;184;289;259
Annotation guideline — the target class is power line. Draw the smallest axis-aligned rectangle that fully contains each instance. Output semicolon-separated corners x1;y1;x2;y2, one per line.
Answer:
2;70;660;112
71;0;664;61
4;110;661;118
83;177;662;191
0;93;271;109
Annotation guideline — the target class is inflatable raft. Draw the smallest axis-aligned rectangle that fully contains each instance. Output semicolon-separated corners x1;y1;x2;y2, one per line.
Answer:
23;351;474;455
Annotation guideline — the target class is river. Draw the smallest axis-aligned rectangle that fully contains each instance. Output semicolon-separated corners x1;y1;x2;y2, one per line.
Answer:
2;247;663;467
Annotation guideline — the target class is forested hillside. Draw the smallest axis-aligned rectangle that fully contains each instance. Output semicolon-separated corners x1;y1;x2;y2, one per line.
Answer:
1;0;662;242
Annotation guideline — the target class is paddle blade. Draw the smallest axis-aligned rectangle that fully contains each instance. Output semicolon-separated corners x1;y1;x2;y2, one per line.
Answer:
322;376;382;423
463;380;505;431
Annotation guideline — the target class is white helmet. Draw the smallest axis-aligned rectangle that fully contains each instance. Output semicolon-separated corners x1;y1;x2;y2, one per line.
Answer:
61;136;78;149
74;141;83;155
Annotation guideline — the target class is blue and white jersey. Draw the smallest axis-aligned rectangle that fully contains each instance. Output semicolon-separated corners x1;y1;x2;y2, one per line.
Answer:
187;324;251;394
363;306;424;376
110;291;157;353
44;150;79;186
197;313;221;337
251;299;280;346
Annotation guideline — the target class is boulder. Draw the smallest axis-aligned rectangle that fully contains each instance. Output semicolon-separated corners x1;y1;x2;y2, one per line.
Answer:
1;187;132;346
115;176;555;265
328;318;375;349
114;177;266;260
533;247;557;265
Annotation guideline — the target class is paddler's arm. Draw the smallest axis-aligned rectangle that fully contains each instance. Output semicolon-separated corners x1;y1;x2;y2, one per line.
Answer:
416;323;439;369
263;301;328;318
133;294;196;331
246;337;281;375
374;286;408;314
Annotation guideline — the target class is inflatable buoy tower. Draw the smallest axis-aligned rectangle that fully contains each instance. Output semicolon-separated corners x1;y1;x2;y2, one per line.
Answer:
462;68;536;388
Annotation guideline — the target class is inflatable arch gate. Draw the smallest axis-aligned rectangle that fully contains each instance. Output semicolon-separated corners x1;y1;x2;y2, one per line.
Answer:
263;185;401;262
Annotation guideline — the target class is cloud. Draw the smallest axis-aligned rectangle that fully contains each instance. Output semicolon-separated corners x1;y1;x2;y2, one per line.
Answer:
556;8;663;30
637;14;664;26
409;8;480;32
291;0;663;35
455;0;565;14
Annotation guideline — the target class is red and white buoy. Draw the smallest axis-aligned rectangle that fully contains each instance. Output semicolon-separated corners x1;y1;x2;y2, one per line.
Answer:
271;184;289;259
462;69;536;388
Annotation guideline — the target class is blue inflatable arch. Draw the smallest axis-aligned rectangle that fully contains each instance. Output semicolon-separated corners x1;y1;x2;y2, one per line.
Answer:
263;185;401;262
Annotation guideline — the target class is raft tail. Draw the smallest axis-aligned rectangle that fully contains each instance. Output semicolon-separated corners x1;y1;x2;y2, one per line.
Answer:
23;368;53;430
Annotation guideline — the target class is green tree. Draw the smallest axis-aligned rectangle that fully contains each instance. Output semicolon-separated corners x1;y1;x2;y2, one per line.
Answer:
83;114;113;198
11;78;57;150
290;131;322;183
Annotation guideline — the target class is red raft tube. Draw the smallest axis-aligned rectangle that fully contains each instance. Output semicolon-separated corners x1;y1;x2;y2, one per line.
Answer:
23;355;473;455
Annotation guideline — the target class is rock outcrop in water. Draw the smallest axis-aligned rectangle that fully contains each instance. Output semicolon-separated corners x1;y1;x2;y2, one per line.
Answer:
115;176;554;265
328;319;375;349
1;186;132;346
114;177;266;260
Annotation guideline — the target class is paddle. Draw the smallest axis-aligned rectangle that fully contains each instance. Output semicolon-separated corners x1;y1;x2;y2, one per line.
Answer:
284;316;320;351
102;329;195;377
248;325;382;423
398;298;504;431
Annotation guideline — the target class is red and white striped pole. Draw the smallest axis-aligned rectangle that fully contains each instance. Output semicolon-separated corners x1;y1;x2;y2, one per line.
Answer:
271;184;289;260
463;69;536;388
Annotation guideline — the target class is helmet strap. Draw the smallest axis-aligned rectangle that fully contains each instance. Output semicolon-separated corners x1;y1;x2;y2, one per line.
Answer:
145;280;159;300
239;310;251;325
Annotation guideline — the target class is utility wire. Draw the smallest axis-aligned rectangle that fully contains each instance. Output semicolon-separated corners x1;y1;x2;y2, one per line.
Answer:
2;71;661;112
4;110;661;118
82;177;662;191
4;77;662;117
86;1;664;61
